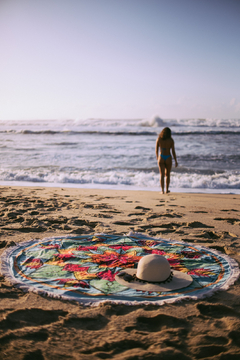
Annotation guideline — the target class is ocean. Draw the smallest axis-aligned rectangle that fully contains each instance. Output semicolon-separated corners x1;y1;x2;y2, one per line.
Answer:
0;117;239;194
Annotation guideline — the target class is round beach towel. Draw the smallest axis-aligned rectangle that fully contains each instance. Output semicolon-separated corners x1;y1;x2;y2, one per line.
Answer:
1;233;239;305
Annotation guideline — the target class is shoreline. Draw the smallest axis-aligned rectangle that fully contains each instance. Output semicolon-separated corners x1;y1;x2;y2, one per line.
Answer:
0;180;240;195
0;185;240;359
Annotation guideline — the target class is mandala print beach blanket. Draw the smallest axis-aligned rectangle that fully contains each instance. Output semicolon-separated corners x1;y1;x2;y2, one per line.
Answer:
1;233;239;305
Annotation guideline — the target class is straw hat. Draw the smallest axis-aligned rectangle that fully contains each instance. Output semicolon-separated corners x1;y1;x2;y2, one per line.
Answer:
115;254;193;292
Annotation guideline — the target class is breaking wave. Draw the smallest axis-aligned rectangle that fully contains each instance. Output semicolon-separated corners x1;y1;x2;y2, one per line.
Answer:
0;167;239;191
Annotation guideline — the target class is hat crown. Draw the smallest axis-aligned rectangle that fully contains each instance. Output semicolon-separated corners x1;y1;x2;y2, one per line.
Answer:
136;254;171;282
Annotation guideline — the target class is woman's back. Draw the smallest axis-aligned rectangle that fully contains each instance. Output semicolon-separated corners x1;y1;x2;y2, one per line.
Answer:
158;138;173;155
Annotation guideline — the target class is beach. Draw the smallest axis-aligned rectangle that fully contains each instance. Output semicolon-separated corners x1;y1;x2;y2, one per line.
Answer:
1;118;240;193
0;185;240;359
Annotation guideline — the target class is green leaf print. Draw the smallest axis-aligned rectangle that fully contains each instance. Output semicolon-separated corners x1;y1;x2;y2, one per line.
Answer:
31;265;72;279
90;279;128;294
87;265;100;274
183;259;216;270
96;246;111;254
61;240;79;249
39;249;60;260
108;238;138;246
23;248;59;261
125;247;144;255
23;250;42;259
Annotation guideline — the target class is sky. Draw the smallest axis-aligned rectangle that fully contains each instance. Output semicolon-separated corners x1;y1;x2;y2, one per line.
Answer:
0;0;240;120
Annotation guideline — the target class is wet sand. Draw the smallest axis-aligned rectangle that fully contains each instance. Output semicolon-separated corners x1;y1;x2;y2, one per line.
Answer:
0;186;240;359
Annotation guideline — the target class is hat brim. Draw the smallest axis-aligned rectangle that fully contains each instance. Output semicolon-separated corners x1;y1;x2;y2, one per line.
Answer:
115;268;193;292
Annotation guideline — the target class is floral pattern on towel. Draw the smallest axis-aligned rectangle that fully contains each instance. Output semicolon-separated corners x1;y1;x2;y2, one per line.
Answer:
8;233;236;303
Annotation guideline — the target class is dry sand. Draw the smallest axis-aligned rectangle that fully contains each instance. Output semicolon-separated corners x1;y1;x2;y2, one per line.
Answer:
0;185;240;360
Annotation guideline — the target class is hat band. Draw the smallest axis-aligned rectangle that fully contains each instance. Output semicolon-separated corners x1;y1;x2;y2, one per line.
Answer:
118;271;173;285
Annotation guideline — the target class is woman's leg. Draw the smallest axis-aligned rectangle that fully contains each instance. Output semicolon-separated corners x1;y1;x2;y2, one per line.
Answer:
159;160;166;194
165;157;172;193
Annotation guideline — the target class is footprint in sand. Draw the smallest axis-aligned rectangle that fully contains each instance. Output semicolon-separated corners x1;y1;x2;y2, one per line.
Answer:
187;221;214;229
3;211;23;219
0;309;68;331
95;196;112;201
148;212;183;219
195;230;237;240
191;211;208;214
101;210;121;214
113;220;135;226
228;329;240;347
81;339;147;357
46;216;68;225
0;240;16;249
70;227;91;234
189;334;228;347
22;349;45;360
82;203;111;210
0;329;48;347
0;240;7;249
28;210;40;216
2;225;47;233
139;222;182;231
63;314;108;331
93;204;111;209
208;245;227;254
191;344;227;359
180;238;198;243
196;303;240;319
125;314;189;333
127;218;143;223
128;212;146;216
92;213;113;218
195;231;221;239
214;217;240;225
135;206;151;211
69;218;100;228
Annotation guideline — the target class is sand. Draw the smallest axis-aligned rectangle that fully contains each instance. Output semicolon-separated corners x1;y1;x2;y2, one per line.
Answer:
0;185;240;359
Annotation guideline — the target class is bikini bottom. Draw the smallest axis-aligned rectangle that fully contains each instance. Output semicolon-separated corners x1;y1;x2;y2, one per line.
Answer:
160;154;171;161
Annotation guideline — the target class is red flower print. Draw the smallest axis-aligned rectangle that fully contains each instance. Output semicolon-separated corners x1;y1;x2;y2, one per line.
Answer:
73;281;90;289
40;244;60;249
188;268;215;277
137;240;158;247
23;258;43;269
144;249;165;255
181;251;201;259
137;240;146;246
167;259;181;267
54;254;75;260
56;278;73;284
97;270;116;282
63;264;97;280
63;264;90;272
77;245;98;251
89;251;141;268
56;278;90;288
108;245;134;251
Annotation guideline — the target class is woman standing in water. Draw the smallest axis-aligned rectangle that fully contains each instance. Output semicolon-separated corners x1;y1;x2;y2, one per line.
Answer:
155;127;178;194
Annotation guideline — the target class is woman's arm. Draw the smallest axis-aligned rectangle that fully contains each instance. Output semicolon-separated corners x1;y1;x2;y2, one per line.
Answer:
155;138;160;159
171;139;178;167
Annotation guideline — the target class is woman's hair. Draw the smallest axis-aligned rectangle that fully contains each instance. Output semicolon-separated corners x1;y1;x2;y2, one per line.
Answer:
159;127;171;140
